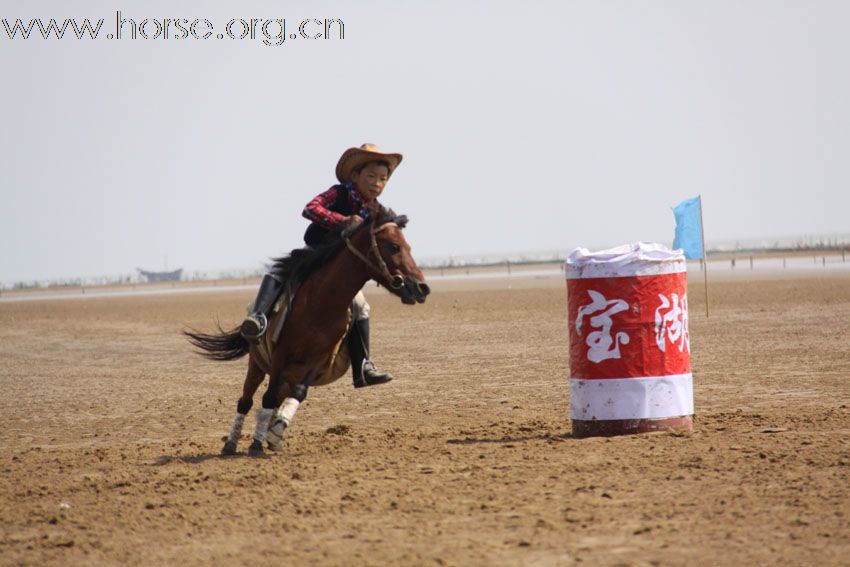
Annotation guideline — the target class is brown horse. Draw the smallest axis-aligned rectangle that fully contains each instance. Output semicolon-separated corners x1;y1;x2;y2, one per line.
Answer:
184;206;429;456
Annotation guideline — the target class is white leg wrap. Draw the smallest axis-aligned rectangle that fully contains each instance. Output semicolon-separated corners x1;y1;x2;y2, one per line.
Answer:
277;397;301;427
253;408;274;442
266;400;300;450
228;412;246;443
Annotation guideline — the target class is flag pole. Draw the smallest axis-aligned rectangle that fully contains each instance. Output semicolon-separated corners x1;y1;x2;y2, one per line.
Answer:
699;195;709;318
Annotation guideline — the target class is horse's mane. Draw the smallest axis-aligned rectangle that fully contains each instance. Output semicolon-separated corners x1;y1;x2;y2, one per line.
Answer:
268;207;408;291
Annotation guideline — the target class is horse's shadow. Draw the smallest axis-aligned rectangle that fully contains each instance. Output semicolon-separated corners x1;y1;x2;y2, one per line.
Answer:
446;431;573;445
149;433;574;465
151;452;255;466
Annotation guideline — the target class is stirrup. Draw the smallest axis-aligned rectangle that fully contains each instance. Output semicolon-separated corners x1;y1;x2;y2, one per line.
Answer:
353;360;393;388
240;313;268;341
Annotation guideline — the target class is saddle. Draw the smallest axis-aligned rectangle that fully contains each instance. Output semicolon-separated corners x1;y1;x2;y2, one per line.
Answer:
247;286;352;386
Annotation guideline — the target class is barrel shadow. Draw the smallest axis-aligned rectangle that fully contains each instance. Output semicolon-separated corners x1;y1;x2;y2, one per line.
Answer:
446;432;573;445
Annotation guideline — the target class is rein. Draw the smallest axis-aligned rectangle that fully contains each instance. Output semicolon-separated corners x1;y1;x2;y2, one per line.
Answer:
344;219;405;289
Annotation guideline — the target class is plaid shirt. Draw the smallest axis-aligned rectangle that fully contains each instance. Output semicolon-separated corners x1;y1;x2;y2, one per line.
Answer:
302;183;372;230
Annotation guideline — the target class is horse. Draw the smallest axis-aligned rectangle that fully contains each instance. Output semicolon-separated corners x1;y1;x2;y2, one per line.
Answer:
184;206;429;457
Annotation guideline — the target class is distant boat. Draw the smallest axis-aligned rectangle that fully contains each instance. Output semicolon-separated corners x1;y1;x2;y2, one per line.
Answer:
137;268;183;282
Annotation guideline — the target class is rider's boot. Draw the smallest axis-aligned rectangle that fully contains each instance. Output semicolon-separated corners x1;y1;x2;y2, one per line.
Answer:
240;274;284;341
349;319;393;388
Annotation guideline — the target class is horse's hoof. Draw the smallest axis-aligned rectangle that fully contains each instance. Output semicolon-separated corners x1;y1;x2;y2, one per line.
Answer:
266;420;287;451
221;440;238;456
248;440;267;458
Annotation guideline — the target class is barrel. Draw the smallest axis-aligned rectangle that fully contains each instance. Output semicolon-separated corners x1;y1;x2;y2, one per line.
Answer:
565;242;694;437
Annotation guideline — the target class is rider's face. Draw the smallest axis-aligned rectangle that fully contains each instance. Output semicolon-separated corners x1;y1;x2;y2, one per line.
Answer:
351;163;390;202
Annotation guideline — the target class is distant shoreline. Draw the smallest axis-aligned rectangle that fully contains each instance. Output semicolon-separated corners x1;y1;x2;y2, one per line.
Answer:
2;252;849;303
2;247;848;294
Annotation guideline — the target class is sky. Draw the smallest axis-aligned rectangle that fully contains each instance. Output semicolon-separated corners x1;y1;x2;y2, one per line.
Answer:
2;0;849;285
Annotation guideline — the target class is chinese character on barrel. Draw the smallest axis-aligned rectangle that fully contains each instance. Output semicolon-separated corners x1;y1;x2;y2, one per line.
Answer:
565;242;694;438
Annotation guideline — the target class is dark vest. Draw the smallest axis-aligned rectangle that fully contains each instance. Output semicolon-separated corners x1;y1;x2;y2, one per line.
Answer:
303;184;354;247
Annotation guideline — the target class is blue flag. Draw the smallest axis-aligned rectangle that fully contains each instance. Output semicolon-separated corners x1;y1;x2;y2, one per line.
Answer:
672;196;704;259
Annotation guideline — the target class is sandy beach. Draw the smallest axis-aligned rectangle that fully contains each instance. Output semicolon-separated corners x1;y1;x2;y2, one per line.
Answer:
1;269;848;565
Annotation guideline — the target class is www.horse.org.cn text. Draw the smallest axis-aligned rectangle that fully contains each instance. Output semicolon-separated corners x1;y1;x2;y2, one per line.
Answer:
1;11;346;47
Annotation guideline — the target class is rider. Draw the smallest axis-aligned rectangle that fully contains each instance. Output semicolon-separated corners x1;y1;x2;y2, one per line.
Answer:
240;143;402;388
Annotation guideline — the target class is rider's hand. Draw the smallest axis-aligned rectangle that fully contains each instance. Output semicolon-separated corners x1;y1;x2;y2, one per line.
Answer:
342;215;364;237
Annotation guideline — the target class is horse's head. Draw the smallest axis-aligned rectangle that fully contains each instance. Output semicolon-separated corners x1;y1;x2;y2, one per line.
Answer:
346;207;430;305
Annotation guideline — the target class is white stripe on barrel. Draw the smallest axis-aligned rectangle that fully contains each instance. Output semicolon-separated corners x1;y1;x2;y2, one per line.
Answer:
570;373;694;421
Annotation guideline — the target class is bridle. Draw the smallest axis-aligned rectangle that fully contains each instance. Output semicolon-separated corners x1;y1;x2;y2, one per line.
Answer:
344;218;405;290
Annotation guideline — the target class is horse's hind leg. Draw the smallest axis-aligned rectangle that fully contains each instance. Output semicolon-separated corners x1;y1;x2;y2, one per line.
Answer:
247;375;280;458
222;356;265;456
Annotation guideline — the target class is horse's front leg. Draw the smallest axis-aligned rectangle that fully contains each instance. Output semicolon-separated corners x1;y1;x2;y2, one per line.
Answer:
221;355;265;456
249;370;316;457
267;370;320;451
265;382;292;452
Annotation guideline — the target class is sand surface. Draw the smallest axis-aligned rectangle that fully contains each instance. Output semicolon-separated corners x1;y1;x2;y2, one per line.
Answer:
1;271;848;566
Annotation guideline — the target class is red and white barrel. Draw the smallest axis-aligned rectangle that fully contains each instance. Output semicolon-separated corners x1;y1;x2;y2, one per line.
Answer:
565;242;693;437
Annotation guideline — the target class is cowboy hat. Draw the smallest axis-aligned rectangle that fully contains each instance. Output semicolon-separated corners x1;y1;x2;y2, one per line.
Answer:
335;143;403;183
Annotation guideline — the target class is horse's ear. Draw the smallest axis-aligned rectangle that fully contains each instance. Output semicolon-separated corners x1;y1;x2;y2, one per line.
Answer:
382;207;408;228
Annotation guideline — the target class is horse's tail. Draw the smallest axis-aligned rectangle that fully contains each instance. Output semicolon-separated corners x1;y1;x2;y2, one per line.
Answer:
183;325;250;361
